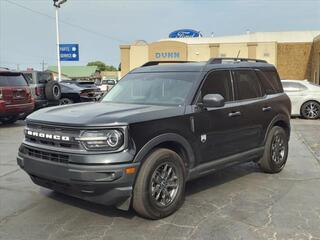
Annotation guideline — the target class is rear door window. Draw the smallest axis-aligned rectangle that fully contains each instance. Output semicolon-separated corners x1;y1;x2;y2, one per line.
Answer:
0;73;28;86
234;70;262;100
37;72;52;83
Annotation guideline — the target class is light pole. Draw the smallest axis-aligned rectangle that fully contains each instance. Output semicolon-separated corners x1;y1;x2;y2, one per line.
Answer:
53;0;67;82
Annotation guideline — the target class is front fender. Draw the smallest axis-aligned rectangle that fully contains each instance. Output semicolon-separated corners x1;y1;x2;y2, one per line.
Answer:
133;133;196;169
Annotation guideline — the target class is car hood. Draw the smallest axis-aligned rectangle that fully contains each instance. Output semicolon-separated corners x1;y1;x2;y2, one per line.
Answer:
27;102;186;127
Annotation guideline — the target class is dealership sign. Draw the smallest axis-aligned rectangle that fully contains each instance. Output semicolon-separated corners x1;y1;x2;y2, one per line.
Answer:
155;52;180;59
169;29;202;38
59;44;79;61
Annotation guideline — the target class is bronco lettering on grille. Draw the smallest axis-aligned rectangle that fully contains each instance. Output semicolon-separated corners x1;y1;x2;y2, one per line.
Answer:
26;130;70;141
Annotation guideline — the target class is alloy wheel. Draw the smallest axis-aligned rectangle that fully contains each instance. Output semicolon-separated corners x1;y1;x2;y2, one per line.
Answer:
150;163;179;207
271;134;286;164
303;102;320;119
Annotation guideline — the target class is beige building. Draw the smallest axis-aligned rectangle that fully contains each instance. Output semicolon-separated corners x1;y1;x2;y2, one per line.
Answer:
120;30;320;84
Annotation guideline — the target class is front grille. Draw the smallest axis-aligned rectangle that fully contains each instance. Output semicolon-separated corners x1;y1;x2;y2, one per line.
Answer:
25;123;81;150
26;147;69;163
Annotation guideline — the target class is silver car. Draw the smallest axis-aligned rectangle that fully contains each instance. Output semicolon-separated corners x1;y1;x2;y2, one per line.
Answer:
281;80;320;119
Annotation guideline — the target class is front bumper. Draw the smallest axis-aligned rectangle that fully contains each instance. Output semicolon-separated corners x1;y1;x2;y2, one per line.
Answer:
34;99;59;109
17;144;139;207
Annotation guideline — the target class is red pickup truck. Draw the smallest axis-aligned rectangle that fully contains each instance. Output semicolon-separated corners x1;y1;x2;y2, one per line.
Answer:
0;68;34;124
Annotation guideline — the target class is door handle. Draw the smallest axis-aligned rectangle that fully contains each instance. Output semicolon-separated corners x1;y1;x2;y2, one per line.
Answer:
262;106;272;112
228;111;241;117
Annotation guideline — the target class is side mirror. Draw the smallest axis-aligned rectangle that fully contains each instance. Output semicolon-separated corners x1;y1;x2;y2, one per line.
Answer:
202;94;225;108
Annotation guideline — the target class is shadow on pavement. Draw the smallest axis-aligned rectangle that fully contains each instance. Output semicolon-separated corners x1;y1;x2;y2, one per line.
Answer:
0;120;25;128
45;162;260;219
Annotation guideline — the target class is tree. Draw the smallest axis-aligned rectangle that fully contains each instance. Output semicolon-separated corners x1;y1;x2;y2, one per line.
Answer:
87;61;117;71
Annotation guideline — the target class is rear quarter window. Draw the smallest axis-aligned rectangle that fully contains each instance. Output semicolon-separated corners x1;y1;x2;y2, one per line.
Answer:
257;69;283;94
0;73;28;86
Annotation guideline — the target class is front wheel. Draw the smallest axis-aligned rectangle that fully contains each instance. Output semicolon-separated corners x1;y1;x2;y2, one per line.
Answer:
259;126;289;173
133;148;186;219
59;98;74;105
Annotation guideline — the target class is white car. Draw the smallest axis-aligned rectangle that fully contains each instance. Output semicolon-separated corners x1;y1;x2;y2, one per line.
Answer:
281;80;320;119
98;79;117;92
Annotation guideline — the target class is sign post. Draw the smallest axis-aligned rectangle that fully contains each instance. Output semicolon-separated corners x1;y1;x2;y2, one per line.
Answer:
55;6;62;82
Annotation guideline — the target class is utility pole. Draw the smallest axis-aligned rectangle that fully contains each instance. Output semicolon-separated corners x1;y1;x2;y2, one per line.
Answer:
53;0;67;82
40;60;47;71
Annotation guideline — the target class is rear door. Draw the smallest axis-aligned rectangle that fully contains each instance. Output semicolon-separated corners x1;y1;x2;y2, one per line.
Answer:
232;69;265;149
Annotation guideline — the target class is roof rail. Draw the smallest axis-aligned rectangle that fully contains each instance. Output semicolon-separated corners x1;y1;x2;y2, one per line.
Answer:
141;61;194;67
208;58;267;64
0;67;10;71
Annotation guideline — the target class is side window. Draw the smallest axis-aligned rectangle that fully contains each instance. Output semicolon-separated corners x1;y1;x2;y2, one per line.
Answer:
234;70;262;100
257;69;283;94
201;70;233;102
282;82;307;92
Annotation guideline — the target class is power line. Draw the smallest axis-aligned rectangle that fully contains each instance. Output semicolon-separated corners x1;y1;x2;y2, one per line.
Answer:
4;0;127;43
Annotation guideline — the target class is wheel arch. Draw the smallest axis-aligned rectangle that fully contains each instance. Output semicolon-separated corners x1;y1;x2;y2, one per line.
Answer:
133;133;196;171
265;114;291;143
300;99;320;115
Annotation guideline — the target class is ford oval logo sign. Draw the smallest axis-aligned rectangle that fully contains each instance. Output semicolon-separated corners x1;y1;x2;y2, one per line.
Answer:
169;29;202;38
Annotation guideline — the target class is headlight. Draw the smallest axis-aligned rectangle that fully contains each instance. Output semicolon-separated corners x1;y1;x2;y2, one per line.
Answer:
76;129;124;151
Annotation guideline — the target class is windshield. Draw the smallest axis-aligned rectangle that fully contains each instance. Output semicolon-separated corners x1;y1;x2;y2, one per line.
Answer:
101;72;199;106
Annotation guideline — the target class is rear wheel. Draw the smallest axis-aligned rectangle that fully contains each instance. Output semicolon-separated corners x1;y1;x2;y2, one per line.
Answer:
259;126;288;173
301;101;320;119
0;115;19;124
133;148;185;219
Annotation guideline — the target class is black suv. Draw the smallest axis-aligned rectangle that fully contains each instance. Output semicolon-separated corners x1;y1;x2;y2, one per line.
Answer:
17;58;291;219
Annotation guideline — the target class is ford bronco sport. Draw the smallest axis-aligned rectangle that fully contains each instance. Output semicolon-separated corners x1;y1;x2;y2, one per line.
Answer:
17;58;291;219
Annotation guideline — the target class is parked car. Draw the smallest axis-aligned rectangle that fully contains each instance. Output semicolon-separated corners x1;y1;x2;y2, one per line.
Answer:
0;68;34;124
59;80;103;105
281;80;320;119
98;79;117;92
18;58;291;219
22;70;61;109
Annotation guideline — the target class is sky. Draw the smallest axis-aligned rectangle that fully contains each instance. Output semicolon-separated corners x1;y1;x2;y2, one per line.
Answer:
0;0;320;70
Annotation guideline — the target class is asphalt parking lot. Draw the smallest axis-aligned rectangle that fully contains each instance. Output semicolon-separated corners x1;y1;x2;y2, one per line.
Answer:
0;119;320;240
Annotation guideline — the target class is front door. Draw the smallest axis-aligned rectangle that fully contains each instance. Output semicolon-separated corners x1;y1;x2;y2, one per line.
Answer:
193;70;245;163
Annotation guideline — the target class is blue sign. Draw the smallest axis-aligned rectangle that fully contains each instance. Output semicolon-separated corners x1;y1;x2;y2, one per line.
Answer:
59;44;79;61
169;29;202;38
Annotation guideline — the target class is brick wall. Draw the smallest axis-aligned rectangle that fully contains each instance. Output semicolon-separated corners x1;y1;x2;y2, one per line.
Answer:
310;38;320;84
277;43;313;80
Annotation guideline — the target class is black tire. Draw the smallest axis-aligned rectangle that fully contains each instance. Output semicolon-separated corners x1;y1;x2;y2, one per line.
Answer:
259;126;288;173
45;81;61;101
301;101;320;119
0;115;19;124
59;98;74;105
133;148;186;219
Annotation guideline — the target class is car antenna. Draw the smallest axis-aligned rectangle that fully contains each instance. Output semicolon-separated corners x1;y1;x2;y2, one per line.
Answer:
236;50;241;58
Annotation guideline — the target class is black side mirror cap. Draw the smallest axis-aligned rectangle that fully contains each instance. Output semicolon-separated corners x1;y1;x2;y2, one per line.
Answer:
202;94;225;108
